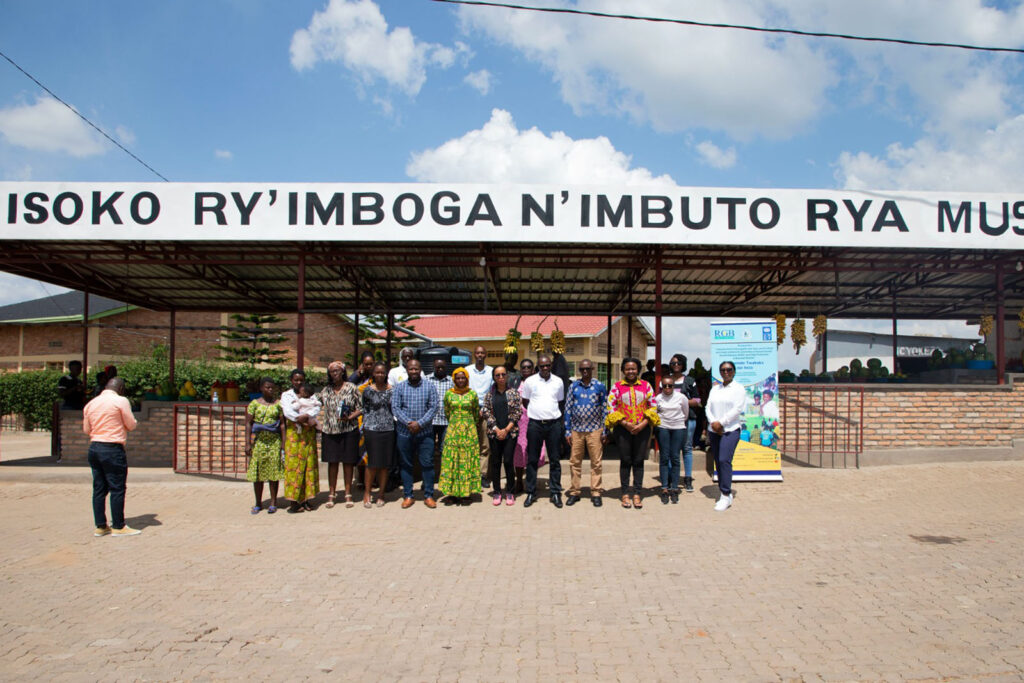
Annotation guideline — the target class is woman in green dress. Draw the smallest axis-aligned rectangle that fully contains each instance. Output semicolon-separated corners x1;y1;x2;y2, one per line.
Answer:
438;367;481;504
245;377;285;514
281;368;320;513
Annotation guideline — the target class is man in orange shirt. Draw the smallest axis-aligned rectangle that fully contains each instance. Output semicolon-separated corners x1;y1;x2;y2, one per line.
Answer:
83;377;140;537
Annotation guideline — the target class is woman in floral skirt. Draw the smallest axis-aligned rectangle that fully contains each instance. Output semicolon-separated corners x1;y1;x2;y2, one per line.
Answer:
280;368;320;513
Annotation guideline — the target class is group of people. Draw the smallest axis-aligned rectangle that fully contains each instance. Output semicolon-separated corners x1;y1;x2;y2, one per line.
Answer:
82;345;748;535
242;346;747;514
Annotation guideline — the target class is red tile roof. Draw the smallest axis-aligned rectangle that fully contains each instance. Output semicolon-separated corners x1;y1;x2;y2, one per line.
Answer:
387;315;635;341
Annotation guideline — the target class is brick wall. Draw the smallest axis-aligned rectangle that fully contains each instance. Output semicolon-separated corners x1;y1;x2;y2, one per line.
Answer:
60;402;176;468
99;310;222;359
780;379;1024;466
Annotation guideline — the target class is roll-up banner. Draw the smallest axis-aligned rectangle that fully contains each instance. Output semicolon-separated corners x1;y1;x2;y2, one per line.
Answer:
709;321;783;482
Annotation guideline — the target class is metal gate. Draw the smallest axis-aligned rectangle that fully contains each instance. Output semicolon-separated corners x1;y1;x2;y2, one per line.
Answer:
173;403;249;476
779;385;863;468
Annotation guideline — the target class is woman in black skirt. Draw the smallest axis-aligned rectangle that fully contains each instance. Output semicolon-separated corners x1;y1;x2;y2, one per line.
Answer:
359;362;395;508
318;361;362;508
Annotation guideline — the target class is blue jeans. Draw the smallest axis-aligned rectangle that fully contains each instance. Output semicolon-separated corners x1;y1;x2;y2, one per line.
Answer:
397;431;435;499
88;442;128;529
656;427;687;491
709;429;741;496
684;417;696;478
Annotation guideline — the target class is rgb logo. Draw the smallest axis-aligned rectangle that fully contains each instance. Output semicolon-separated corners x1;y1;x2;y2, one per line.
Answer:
714;329;735;339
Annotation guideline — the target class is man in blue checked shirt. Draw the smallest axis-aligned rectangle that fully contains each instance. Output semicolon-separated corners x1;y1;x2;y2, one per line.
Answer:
392;359;440;509
563;359;608;507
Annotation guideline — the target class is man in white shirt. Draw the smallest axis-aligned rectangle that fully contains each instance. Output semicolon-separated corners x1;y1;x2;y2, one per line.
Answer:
387;347;415;386
520;354;566;508
464;345;493;485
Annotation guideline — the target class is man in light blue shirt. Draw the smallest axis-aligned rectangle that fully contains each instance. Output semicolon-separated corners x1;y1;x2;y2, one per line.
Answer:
392;359;439;508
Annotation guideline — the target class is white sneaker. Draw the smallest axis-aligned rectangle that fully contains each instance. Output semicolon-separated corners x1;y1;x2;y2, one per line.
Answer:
111;525;142;537
714;493;733;511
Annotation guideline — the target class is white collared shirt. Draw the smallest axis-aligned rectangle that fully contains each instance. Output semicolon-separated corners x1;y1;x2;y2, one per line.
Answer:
521;372;564;420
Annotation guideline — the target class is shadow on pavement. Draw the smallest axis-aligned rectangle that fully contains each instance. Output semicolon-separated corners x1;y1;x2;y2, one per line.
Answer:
125;513;162;529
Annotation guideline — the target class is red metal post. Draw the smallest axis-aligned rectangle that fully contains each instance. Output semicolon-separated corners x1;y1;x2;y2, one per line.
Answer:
168;309;176;387
82;289;89;390
891;292;899;375
606;314;613;383
385;312;394;367
297;253;306;371
655;251;663;386
997;264;1006;385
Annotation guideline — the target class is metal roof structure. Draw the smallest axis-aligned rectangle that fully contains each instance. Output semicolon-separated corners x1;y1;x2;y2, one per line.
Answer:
1;240;1021;320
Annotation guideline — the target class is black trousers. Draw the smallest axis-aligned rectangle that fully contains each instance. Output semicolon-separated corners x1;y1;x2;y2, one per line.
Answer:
613;424;651;494
487;435;516;494
88;441;128;529
525;418;564;495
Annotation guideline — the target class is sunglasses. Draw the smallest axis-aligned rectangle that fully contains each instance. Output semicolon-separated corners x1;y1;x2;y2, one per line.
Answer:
538;363;552;368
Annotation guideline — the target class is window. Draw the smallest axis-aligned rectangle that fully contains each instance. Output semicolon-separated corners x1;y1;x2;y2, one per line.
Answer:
597;363;609;385
48;341;63;348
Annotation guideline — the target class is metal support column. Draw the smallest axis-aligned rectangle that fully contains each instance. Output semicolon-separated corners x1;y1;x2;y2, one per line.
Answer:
655;251;663;386
297;253;306;371
169;309;177;387
626;290;633;359
81;289;89;389
891;291;898;376
997;264;1006;385
606;314;613;383
385;312;394;367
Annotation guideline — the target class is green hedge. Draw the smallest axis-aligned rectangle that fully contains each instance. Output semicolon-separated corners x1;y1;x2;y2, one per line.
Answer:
0;369;62;430
0;362;328;430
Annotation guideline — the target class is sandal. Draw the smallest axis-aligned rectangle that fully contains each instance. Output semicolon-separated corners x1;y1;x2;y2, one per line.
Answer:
302;501;315;512
620;495;632;509
633;494;643;509
325;493;336;509
375;497;386;508
345;494;354;509
363;498;372;509
250;505;262;515
267;505;277;514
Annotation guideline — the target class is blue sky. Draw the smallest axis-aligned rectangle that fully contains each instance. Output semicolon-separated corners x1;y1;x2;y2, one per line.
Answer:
2;0;1021;369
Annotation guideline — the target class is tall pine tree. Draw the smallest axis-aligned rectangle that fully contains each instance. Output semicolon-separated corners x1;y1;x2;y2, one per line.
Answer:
215;313;289;366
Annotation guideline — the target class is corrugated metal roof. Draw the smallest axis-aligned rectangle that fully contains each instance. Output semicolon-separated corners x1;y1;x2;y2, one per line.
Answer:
0;240;1020;320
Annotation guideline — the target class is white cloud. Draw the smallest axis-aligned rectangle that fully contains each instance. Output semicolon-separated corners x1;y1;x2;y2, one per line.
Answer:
290;0;460;96
114;125;136;146
694;140;737;169
0;95;106;157
464;69;492;95
457;1;836;138
214;149;233;160
406;108;676;185
835;114;1024;191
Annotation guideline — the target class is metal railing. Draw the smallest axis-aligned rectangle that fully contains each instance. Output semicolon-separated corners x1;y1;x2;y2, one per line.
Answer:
173;403;250;477
779;385;864;468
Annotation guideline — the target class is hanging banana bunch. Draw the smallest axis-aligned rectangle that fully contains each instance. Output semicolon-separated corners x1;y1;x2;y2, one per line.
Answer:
550;318;566;355
979;315;993;338
1019;307;1024;330
775;313;786;346
530;331;545;352
791;318;807;354
812;314;827;338
503;315;523;356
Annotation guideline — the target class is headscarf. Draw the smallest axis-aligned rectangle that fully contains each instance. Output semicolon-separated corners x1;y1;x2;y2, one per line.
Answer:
451;367;471;395
327;360;345;383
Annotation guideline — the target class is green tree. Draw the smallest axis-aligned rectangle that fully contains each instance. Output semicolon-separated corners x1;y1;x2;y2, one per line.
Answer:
215;313;289;366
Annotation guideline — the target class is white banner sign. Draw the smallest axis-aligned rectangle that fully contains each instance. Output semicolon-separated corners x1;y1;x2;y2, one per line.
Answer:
2;182;1022;249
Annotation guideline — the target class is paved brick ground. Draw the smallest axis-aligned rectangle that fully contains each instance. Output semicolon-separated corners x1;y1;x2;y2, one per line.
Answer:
1;433;1023;681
